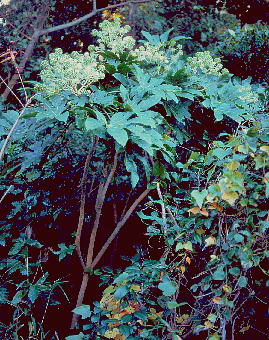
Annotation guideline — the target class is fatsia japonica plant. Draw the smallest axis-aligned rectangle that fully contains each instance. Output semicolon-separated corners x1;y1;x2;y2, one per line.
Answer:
0;16;266;340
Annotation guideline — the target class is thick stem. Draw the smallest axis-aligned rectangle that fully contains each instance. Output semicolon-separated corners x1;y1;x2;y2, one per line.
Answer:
70;273;89;328
75;138;99;269
85;153;118;268
71;152;118;329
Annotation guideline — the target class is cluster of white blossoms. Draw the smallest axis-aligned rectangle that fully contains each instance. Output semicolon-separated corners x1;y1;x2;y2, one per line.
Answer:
132;40;183;67
238;85;259;103
187;51;229;76
38;48;105;96
91;18;136;54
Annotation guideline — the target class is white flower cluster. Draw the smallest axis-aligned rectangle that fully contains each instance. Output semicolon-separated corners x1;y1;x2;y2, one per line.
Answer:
238;85;259;103
132;40;183;67
38;48;105;96
187;51;229;76
91;18;135;54
0;0;10;5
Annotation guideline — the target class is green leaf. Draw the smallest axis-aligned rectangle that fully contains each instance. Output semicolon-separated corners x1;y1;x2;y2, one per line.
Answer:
153;161;166;178
119;325;131;337
107;126;128;147
72;305;91;319
125;156;139;187
191;189;208;209
134;311;148;321
212;267;226;281
207;314;218;323
228;267;241;276
85;118;104;130
11;290;26;305
167;301;188;309
212;148;231;160
65;333;85;340
28;285;39;303
158;280;177;296
114;272;129;284
183;241;193;251
114;285;128;300
238;276;248;287
234;233;244;243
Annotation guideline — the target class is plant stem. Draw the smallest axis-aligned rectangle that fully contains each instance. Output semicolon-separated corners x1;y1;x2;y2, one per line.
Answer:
75;137;99;269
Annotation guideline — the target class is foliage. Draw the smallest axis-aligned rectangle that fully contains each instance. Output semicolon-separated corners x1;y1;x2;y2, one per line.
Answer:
215;23;269;85
0;13;268;340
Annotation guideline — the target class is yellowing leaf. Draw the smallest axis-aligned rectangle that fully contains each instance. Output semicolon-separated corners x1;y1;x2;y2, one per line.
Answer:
148;308;163;320
130;284;141;293
227;159;239;171
205;236;216;247
115;334;126;340
212;297;222;304
196;228;205;235
100;295;119;311
104;328;121;339
188;207;200;214
260;145;269;155
124;305;136;314
180;265;186;273
186;256;191;264
221;191;239;205
239;325;250;333
200;208;209;216
176;314;189;323
208;201;223;212
222;284;232;294
188;207;209;216
204;321;213;329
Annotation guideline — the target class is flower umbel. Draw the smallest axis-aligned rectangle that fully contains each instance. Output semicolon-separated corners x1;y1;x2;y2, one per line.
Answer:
37;48;105;96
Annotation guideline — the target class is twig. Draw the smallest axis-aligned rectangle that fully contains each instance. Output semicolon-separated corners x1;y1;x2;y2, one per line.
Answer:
93;0;97;11
40;0;153;35
165;205;178;227
0;98;33;162
0;74;24;106
0;185;13;205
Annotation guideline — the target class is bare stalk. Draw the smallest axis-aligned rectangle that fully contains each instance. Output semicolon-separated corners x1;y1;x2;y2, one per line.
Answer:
75;137;99;269
71;153;118;328
0;185;13;205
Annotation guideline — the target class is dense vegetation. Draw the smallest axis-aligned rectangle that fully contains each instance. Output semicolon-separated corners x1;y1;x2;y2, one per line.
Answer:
0;1;268;339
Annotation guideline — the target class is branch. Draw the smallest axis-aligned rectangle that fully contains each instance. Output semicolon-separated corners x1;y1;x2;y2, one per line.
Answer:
75;137;99;269
0;185;13;205
40;0;152;35
85;152;118;268
91;187;151;268
2;2;49;100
